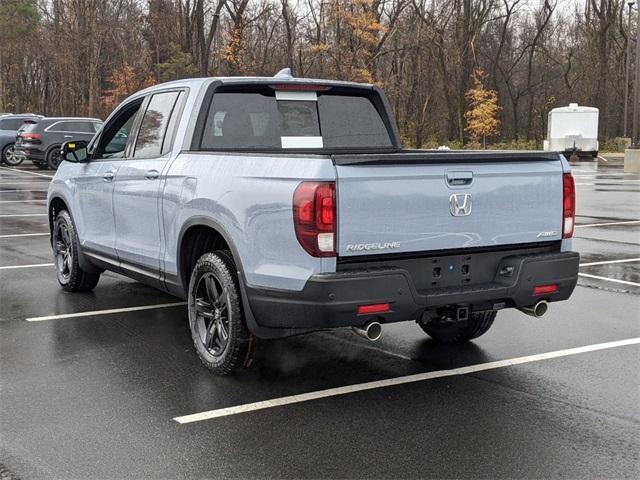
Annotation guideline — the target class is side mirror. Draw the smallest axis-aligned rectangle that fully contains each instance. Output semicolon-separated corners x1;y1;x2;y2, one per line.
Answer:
61;140;89;163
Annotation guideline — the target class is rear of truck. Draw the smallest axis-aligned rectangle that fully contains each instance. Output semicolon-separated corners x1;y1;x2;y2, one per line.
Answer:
185;77;579;337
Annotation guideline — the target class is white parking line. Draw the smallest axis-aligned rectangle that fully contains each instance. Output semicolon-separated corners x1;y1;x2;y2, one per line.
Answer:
0;233;48;238
0;263;53;270
580;258;640;267
0;181;51;185
173;338;640;424
0;188;50;192
0;213;47;217
575;220;640;228
578;273;640;287
0;199;46;203
0;166;53;178
26;302;187;322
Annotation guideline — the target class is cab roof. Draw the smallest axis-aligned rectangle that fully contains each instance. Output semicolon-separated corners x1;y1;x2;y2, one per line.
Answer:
133;70;374;97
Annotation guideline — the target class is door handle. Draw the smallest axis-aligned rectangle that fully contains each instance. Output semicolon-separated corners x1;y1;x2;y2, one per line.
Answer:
63;135;73;139
103;170;116;182
145;169;160;180
446;171;473;186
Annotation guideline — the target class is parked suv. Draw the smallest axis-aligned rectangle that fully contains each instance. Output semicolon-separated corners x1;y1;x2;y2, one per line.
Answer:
15;117;102;169
48;72;579;375
0;114;42;166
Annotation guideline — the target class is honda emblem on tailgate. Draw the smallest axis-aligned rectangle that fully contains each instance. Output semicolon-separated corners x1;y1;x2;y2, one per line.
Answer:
449;193;472;217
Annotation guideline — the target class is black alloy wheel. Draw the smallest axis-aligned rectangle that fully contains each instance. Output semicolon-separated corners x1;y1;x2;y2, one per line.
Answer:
52;210;100;291
193;272;232;357
47;147;63;169
188;251;252;375
53;219;73;282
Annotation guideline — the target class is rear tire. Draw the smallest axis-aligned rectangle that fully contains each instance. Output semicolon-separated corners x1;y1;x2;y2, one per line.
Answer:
52;210;100;292
188;250;253;375
418;311;496;343
47;145;63;170
2;143;23;166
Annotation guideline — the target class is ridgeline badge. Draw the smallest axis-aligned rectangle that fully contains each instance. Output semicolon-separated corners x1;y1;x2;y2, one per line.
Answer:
346;242;401;252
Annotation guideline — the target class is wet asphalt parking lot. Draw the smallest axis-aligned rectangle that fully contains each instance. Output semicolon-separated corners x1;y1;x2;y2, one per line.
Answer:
0;160;639;479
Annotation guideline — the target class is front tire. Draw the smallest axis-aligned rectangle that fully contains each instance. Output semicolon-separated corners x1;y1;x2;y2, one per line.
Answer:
188;251;253;375
53;210;100;292
2;143;23;166
47;145;63;170
418;311;496;343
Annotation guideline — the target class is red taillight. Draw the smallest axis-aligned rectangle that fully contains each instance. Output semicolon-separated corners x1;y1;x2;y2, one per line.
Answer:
293;181;336;257
357;303;391;315
533;284;558;296
20;133;40;141
270;84;330;91
563;173;575;238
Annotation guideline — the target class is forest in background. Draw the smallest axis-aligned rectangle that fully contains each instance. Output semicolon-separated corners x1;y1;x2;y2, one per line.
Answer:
0;0;637;148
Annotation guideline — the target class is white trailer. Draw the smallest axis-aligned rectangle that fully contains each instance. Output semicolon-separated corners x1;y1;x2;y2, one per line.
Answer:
543;103;599;158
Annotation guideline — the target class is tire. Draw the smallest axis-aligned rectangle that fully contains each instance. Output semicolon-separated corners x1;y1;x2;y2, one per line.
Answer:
188;250;253;375
2;143;23;166
52;210;100;292
47;145;63;170
418;311;497;343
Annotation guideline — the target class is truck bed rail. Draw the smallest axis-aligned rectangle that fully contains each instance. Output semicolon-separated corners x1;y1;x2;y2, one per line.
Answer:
332;150;562;166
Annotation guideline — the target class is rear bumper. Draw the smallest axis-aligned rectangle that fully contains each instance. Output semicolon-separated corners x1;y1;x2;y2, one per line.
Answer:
246;251;579;332
14;146;45;162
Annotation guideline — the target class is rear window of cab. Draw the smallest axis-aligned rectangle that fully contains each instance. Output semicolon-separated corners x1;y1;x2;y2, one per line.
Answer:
199;87;393;151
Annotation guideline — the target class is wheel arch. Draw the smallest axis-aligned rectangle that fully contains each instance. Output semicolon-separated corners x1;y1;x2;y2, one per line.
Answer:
176;216;316;340
48;195;102;274
46;143;62;157
45;144;62;168
177;217;245;295
48;196;69;240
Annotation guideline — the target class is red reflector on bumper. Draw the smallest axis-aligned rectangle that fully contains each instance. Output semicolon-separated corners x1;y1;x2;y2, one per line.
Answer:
533;284;558;296
357;303;391;315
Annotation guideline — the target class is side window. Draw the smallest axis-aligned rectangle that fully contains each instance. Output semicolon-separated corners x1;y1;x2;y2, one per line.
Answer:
133;91;179;159
50;121;94;133
161;91;185;155
93;122;103;133
74;121;97;133
50;122;72;132
93;101;144;160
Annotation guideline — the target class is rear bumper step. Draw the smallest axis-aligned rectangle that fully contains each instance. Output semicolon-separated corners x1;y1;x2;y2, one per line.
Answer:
245;251;579;332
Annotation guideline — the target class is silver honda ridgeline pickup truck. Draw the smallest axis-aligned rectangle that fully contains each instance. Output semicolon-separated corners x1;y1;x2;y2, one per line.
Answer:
48;71;579;375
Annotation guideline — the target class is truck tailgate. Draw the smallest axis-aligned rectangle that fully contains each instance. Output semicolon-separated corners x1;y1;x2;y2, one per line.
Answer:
334;153;564;257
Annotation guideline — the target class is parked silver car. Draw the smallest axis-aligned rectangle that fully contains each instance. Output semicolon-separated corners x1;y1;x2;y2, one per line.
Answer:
47;72;579;374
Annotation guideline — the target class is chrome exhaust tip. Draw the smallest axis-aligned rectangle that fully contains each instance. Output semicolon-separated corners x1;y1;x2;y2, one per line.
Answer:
352;321;383;342
519;300;549;318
